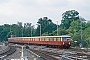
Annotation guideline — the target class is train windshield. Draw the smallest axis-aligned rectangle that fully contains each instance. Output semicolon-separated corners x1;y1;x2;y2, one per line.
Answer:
62;37;71;41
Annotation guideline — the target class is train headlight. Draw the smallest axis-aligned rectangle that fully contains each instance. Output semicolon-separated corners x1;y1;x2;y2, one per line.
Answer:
69;42;70;45
63;42;64;45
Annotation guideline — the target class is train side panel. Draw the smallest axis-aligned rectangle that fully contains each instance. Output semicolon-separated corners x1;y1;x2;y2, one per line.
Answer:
8;36;72;48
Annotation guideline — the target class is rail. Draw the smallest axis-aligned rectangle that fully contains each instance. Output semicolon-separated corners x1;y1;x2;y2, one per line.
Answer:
0;47;16;60
0;46;10;54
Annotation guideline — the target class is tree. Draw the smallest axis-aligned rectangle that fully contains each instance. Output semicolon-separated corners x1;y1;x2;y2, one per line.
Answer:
60;10;79;29
24;23;32;37
35;17;57;36
85;21;90;28
67;20;80;34
52;28;68;36
66;17;89;47
42;32;49;36
0;24;10;42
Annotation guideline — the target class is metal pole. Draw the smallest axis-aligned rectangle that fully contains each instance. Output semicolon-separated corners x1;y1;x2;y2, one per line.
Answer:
3;25;4;30
80;17;82;47
81;18;82;47
22;28;23;37
31;26;32;37
10;24;12;35
56;21;58;36
40;24;41;36
36;24;41;36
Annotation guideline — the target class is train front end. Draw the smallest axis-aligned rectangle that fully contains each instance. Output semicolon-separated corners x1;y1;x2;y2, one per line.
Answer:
61;36;72;49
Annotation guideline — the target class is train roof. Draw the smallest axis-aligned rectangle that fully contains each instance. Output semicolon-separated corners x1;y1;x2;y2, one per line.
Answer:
8;35;71;39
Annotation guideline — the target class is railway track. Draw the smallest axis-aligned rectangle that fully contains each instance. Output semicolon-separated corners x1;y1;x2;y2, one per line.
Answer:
0;46;16;60
7;44;90;60
28;45;90;60
29;49;58;60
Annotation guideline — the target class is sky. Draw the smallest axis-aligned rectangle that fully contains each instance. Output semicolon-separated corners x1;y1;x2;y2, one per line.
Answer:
0;0;90;26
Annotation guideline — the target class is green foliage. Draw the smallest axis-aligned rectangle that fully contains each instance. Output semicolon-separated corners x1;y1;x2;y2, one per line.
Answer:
52;28;68;36
67;20;80;34
83;26;90;38
35;17;57;36
60;10;79;29
85;21;90;28
0;22;35;41
0;30;9;42
42;32;49;36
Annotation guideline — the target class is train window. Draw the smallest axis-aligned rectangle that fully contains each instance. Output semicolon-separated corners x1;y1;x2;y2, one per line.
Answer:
49;38;52;41
49;38;50;41
54;38;56;41
40;38;41;41
28;38;30;41
56;38;58;41
43;38;44;41
59;38;61;41
38;38;39;41
31;38;32;41
25;38;27;41
41;38;43;41
33;38;34;41
67;38;71;41
52;38;54;41
50;38;52;41
44;38;45;41
33;38;35;41
35;38;36;41
37;38;38;41
30;38;32;41
26;38;28;40
24;38;25;41
50;38;51;41
34;38;35;41
35;38;37;41
45;38;48;41
41;38;42;41
39;38;40;41
62;37;71;41
62;37;66;41
56;38;61;41
39;38;41;41
29;38;31;41
23;38;24;41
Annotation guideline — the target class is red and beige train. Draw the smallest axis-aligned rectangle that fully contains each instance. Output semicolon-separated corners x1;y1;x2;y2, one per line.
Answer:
8;35;72;48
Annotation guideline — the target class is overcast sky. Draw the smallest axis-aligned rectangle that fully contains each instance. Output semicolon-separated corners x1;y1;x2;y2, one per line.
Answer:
0;0;90;26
